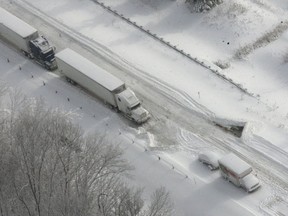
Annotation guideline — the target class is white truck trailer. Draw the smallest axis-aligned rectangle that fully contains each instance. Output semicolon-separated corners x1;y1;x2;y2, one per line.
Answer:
0;7;57;70
55;48;150;124
218;153;260;192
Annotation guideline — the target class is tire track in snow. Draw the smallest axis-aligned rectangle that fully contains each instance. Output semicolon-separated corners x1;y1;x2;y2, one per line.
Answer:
7;0;288;205
10;0;288;185
92;0;258;98
138;75;215;120
176;124;288;215
213;136;288;195
249;135;288;171
12;0;215;121
175;123;288;208
9;0;288;177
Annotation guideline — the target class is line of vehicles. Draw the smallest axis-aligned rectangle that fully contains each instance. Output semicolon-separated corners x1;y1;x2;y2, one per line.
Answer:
198;151;261;193
0;7;150;124
0;7;57;70
0;7;261;193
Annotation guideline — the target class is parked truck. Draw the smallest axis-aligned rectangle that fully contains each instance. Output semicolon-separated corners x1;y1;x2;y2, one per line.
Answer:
55;48;150;124
218;153;260;192
0;7;57;70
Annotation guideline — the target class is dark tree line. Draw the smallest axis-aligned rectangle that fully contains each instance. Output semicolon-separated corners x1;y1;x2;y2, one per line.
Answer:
186;0;223;12
139;0;223;12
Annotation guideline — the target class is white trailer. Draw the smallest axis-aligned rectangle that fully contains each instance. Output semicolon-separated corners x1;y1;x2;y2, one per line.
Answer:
218;153;260;192
55;48;150;124
0;7;57;70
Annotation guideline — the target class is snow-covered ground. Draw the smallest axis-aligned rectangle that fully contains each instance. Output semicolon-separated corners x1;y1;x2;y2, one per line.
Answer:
1;0;288;215
0;40;271;216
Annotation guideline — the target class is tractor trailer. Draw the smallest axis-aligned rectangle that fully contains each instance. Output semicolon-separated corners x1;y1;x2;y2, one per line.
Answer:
218;153;260;192
0;7;57;70
55;48;150;124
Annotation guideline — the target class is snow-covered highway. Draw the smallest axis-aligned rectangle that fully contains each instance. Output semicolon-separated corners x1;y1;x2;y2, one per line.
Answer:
1;0;288;215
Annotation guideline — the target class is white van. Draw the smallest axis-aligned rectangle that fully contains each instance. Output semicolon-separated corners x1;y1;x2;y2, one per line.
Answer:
218;153;260;192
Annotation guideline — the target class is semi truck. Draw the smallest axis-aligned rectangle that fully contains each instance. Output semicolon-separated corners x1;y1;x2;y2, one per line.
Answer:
55;48;150;124
0;7;57;70
218;153;260;192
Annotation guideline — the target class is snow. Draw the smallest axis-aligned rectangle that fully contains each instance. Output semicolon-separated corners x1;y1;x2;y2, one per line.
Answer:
56;48;125;92
1;0;288;215
242;173;260;192
0;6;37;38
198;151;221;168
16;0;288;126
117;88;140;107
218;153;252;177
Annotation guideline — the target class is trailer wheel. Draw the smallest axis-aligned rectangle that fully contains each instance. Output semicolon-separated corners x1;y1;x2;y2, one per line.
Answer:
28;53;34;59
66;77;71;83
22;50;28;57
70;80;76;85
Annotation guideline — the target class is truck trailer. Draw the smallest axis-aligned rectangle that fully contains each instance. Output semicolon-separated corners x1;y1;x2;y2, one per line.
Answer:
218;153;260;192
55;48;150;124
0;7;57;70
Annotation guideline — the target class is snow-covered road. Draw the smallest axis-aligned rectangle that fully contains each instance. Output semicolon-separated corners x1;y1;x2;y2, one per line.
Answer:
1;0;288;215
0;41;269;215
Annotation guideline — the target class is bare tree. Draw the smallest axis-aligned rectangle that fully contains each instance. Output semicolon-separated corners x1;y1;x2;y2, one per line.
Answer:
0;93;174;216
1;98;82;216
97;183;144;216
146;187;174;216
69;133;133;216
0;86;21;216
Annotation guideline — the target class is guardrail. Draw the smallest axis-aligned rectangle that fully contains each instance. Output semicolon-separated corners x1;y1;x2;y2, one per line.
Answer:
92;0;256;98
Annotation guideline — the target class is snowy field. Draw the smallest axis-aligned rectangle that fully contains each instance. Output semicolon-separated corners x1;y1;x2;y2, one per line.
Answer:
0;37;272;216
1;0;288;215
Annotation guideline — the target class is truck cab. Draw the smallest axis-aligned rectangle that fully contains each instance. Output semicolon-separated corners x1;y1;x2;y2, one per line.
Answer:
29;36;57;70
240;173;261;192
116;88;150;123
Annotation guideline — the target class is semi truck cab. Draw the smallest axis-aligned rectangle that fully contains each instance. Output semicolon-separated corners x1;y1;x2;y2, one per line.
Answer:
29;36;57;70
116;88;150;123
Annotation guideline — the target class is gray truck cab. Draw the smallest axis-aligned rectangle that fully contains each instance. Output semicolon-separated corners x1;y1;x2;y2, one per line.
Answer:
116;88;150;123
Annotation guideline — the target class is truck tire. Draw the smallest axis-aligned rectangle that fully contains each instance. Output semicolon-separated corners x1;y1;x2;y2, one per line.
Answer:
66;77;76;85
21;50;28;57
70;80;76;85
28;53;34;59
245;187;249;193
66;77;71;83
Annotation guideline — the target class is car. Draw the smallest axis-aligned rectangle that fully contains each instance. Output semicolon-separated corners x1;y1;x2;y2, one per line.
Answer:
198;151;221;170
